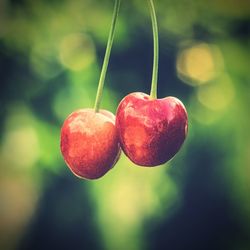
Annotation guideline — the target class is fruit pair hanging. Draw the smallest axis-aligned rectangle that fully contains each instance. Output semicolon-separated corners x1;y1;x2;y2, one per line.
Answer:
60;0;188;180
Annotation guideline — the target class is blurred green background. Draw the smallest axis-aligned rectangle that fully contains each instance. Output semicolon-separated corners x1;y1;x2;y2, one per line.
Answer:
0;0;249;249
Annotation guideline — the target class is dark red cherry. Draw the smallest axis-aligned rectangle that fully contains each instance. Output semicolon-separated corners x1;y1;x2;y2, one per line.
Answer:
116;92;188;166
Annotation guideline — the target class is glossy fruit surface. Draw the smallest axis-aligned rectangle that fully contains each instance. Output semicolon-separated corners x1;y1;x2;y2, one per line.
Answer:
116;92;188;166
60;109;120;179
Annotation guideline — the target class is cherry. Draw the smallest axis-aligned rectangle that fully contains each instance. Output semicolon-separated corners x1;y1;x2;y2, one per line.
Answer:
116;0;188;166
60;0;121;179
61;109;120;179
116;92;188;166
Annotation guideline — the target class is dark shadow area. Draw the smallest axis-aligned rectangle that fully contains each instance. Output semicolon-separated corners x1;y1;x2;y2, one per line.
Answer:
109;27;192;104
146;137;250;250
18;170;101;250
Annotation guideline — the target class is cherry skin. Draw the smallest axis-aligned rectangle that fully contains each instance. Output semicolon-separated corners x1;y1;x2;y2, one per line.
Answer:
60;109;121;180
116;92;188;166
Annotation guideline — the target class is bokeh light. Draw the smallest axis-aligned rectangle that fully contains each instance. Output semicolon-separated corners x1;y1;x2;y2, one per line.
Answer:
1;126;40;169
59;33;96;71
176;42;224;86
197;74;235;111
0;175;40;250
0;105;40;169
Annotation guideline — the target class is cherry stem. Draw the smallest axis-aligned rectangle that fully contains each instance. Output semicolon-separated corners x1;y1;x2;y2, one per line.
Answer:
148;0;159;99
94;0;120;112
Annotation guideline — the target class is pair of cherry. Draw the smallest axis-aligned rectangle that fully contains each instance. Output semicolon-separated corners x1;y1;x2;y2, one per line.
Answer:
60;0;188;180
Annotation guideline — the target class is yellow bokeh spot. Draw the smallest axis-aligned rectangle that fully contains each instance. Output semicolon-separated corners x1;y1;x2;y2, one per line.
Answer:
190;96;220;125
0;105;40;169
1;127;40;169
59;33;96;71
177;42;224;86
0;175;39;250
197;74;235;111
109;180;142;224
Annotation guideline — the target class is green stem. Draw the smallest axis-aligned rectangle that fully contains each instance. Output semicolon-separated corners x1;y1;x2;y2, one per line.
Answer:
148;0;159;99
94;0;120;112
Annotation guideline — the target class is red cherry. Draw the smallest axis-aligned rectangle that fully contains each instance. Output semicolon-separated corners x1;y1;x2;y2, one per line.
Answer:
60;109;121;179
116;92;188;166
